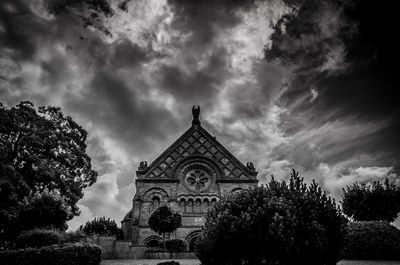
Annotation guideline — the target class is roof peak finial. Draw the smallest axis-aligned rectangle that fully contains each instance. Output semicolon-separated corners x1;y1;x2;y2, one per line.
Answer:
192;105;200;126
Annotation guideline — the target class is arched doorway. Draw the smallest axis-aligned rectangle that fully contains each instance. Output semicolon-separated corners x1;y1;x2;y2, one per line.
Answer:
185;230;201;252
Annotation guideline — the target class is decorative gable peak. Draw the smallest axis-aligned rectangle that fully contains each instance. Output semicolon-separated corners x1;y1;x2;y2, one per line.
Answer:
136;106;258;181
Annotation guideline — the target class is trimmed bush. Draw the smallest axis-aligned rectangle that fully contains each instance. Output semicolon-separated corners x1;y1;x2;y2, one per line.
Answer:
344;221;400;260
195;170;347;265
0;243;101;265
145;247;164;252
15;228;63;249
165;239;187;252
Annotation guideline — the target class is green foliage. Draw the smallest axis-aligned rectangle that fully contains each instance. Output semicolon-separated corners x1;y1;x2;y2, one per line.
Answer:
0;102;97;243
195;170;347;265
148;205;182;235
15;228;87;249
79;217;123;238
342;179;400;222
17;192;70;231
165;239;187;252
344;221;400;260
145;247;164;253
0;242;101;265
15;228;63;249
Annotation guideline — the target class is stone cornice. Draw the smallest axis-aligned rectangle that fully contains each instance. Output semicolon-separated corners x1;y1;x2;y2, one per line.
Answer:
217;179;259;184
135;179;179;183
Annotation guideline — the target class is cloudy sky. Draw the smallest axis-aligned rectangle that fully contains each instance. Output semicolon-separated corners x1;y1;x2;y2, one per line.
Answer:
1;0;399;229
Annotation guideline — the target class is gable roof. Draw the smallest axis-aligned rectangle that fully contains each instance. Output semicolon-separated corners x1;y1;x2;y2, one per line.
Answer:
137;122;258;181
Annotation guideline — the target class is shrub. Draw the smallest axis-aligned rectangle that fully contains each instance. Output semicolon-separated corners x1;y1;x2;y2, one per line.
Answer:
15;228;63;249
16;192;71;232
195;170;347;265
0;243;101;265
344;221;400;260
79;217;124;239
165;239;187;252
145;247;164;252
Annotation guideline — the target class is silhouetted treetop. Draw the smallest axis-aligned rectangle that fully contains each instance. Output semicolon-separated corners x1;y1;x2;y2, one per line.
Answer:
342;179;400;222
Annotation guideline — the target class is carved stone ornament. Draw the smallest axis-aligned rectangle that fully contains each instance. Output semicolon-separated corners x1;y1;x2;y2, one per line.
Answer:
185;169;210;191
246;162;255;172
138;161;148;171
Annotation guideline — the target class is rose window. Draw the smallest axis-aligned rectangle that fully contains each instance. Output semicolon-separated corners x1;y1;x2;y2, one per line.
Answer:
185;169;209;191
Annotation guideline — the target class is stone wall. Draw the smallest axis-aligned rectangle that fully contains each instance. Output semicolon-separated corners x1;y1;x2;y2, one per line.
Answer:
88;235;146;259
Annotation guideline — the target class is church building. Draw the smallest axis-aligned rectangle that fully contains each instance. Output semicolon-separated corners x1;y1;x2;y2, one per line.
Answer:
121;106;258;250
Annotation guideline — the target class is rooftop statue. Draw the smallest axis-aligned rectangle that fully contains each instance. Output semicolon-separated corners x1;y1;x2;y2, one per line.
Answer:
192;105;201;125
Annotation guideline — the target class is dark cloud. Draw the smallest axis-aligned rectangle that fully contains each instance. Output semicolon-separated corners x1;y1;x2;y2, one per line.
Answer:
264;0;400;173
0;0;49;61
65;70;179;154
168;0;258;47
156;46;230;104
229;60;289;119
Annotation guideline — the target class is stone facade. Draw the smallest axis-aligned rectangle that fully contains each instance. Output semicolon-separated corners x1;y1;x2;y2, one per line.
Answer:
121;106;258;250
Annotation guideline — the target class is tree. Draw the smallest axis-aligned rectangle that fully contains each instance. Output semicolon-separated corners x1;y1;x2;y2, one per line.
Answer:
79;217;123;239
148;205;182;250
0;101;97;242
17;192;71;231
195;170;347;265
342;179;400;222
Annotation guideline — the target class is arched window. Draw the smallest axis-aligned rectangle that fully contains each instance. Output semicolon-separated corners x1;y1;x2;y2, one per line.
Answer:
179;198;186;213
203;198;210;212
187;199;194;213
195;199;201;213
211;198;217;205
152;196;160;212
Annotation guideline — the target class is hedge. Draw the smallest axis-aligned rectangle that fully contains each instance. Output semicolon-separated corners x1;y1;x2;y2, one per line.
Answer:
344;221;400;260
15;228;63;249
0;243;102;265
165;239;187;252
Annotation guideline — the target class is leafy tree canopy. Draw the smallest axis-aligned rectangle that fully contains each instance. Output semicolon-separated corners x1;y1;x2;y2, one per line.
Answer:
79;217;123;239
195;170;347;265
342;179;400;222
148;205;182;235
17;192;71;231
0;101;97;241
